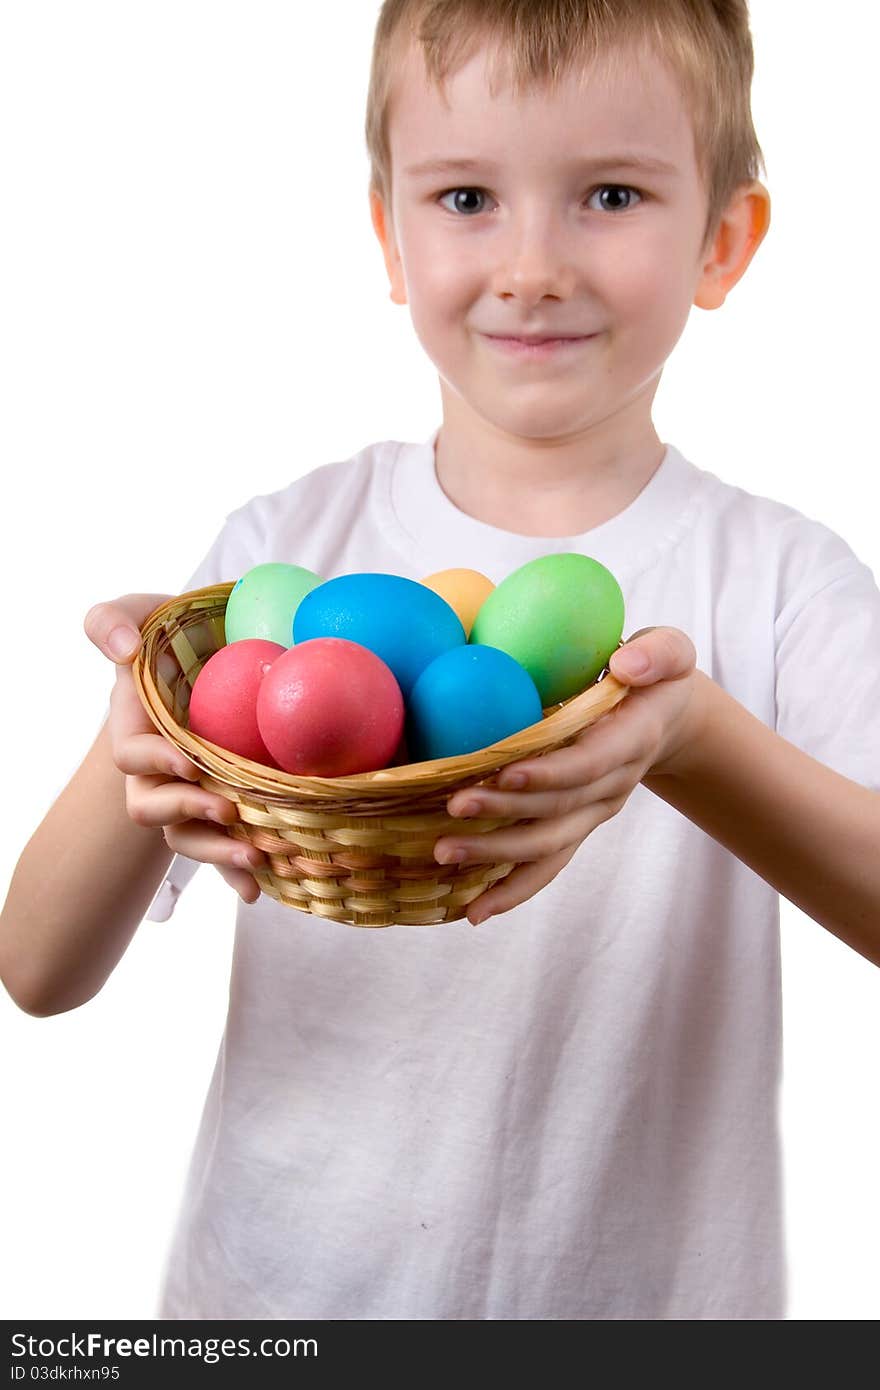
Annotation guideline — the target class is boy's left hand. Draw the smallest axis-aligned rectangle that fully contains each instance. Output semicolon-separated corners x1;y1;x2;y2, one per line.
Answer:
435;627;703;925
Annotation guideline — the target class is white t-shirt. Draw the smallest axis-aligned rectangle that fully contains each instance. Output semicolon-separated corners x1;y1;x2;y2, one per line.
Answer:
148;428;880;1320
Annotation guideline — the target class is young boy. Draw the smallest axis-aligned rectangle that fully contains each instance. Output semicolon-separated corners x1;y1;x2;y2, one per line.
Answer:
2;0;879;1320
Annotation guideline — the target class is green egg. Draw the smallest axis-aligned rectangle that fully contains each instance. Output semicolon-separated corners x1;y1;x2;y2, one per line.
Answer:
224;562;323;646
469;553;624;705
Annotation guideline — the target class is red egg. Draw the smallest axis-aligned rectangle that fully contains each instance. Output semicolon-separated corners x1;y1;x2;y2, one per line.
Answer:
256;637;404;776
188;639;285;764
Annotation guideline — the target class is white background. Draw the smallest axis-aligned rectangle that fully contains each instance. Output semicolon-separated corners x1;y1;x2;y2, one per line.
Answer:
1;1;877;1321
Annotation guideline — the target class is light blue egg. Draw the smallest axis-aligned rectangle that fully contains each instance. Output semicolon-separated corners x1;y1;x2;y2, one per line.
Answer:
406;644;543;761
293;573;465;697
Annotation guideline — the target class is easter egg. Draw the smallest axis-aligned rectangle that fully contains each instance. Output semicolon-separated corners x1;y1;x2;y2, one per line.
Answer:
420;568;495;638
224;562;323;646
470;553;624;705
293;573;465;696
188;638;285;765
406;644;543;762
255;637;404;776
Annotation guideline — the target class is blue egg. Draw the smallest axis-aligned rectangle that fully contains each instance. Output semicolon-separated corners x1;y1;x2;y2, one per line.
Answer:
293;573;466;697
406;644;543;762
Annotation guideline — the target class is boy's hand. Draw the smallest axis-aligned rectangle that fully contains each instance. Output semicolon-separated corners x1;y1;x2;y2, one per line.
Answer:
435;627;702;925
84;596;266;905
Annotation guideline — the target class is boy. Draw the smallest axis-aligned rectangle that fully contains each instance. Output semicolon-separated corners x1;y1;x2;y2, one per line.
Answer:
2;0;879;1320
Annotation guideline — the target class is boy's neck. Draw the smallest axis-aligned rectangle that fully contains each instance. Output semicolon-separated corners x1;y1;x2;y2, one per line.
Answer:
432;408;666;538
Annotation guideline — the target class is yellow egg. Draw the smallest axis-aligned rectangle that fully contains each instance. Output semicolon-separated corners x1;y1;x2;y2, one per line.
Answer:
420;568;495;638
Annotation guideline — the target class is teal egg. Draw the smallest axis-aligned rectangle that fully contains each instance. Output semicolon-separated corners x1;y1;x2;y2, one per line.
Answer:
406;644;543;761
470;553;624;705
224;563;323;646
293;572;465;697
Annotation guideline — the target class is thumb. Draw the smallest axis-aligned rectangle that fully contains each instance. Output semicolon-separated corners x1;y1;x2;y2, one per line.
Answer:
83;593;172;665
608;626;696;685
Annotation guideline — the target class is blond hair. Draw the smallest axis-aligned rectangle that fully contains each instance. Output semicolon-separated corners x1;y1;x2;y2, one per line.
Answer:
364;0;766;252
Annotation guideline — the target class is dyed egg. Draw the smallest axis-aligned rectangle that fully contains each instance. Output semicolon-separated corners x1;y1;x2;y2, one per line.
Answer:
293;573;465;696
255;637;404;776
470;553;624;705
420;568;495;638
224;562;323;646
188;639;285;765
406;644;543;762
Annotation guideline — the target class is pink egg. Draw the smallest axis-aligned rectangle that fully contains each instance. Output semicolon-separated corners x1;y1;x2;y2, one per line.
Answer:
189;639;285;764
256;637;404;776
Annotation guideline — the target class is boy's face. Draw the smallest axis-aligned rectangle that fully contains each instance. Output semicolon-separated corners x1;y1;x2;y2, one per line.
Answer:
372;39;761;451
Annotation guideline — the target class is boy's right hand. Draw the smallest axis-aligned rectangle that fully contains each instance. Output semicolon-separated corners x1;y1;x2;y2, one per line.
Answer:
84;596;266;904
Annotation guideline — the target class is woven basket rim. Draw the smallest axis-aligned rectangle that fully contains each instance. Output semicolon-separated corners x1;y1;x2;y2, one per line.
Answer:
132;582;629;805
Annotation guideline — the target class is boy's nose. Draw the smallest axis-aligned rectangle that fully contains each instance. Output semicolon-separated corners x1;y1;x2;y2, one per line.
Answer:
489;227;578;303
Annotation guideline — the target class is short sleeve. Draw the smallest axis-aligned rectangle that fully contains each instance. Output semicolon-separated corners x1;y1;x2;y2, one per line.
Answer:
775;554;880;790
145;498;272;922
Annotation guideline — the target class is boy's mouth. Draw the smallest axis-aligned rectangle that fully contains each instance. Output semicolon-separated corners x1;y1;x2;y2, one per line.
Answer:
481;333;596;357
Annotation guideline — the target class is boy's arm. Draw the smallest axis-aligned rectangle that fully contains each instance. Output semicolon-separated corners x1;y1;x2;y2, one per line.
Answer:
0;590;264;1018
0;718;174;1016
438;630;880;961
646;671;880;966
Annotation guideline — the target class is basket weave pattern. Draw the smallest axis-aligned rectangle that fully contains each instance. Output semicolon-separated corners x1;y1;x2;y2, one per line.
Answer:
133;584;629;927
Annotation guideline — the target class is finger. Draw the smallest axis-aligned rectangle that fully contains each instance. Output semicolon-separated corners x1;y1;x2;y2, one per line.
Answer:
114;732;202;780
109;671;201;780
84;593;173;664
609;625;696;685
109;661;164;743
436;800;611;866
469;697;654;799
126;776;240;829
109;664;154;737
448;753;643;822
215;862;265;904
466;846;577;925
164;818;267;872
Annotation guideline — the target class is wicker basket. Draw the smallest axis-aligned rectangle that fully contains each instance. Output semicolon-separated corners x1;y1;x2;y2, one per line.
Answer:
132;583;629;927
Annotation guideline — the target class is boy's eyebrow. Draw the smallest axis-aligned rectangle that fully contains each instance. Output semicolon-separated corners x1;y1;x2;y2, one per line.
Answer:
403;154;679;178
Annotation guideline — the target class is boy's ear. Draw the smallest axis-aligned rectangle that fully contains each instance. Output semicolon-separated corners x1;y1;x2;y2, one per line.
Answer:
370;189;408;306
694;180;771;310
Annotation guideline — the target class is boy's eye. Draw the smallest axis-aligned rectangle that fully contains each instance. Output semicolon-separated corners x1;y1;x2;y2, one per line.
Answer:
586;184;642;213
437;187;491;216
435;184;642;216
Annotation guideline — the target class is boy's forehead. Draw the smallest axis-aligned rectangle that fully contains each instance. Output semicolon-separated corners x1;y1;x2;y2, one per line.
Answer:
388;37;697;178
